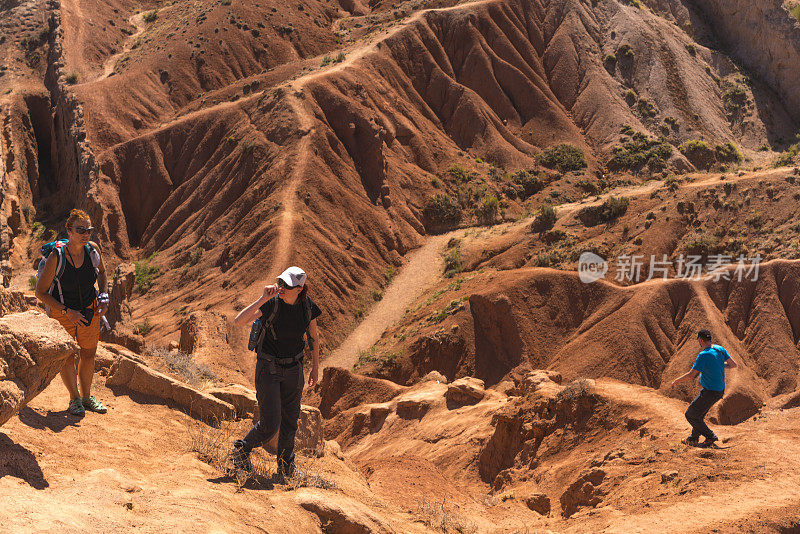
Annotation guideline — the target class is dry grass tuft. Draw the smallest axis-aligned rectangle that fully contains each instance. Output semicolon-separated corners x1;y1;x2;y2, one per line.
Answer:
414;496;477;533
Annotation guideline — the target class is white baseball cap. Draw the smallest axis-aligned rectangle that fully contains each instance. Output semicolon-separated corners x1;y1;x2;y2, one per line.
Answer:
277;266;307;288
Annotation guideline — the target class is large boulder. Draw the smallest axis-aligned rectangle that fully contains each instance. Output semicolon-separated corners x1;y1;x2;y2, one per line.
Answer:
106;357;234;422
0;311;79;427
445;377;486;406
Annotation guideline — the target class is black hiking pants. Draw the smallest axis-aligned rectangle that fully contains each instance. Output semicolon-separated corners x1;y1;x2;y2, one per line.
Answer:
240;358;304;470
685;388;724;441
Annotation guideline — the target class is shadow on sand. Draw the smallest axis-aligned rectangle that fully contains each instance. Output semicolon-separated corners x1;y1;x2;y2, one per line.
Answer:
0;433;49;489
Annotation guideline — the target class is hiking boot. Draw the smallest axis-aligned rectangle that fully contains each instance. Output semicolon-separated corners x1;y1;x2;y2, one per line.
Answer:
703;436;719;448
230;441;253;473
277;461;302;482
68;398;85;416
681;436;700;446
82;396;107;414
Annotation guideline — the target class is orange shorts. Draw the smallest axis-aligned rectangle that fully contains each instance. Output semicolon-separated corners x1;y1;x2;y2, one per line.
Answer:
49;299;103;350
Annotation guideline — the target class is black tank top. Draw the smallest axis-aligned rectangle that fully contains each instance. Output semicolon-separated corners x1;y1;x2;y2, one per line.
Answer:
60;247;98;310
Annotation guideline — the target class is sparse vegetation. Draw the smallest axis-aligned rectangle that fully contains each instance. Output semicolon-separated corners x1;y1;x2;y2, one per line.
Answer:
539;144;587;172
143;10;158;23
423;194;462;229
134;317;154;336
29;276;37;291
134;252;160;293
618;43;634;58
414;496;477;534
680;139;715;169
685;43;697;56
512;169;543;200
473;194;501;224
443;240;463;278
355;346;398;370
604;53;617;64
65;73;78;85
384;265;397;284
531;202;557;233
714;142;743;163
432;297;468;323
636;98;657;118
609;131;672;171
578;196;629;226
775;142;800;167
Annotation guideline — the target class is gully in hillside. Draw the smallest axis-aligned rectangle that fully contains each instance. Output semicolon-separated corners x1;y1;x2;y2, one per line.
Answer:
230;266;321;480
34;209;110;417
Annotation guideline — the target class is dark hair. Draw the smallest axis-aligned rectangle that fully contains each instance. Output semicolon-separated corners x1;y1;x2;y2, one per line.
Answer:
298;284;308;301
697;329;712;341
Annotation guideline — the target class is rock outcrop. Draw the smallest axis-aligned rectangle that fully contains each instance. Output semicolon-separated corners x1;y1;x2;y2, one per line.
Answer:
444;377;486;406
0;287;28;317
0;311;79;427
179;311;229;355
105;357;234;422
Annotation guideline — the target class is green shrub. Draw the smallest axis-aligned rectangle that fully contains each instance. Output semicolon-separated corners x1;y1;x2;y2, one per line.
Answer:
722;85;748;114
447;164;471;182
604;53;617;64
791;5;800;22
683;233;723;257
512;170;543;200
714;142;743;163
473;194;500;224
618;44;634;58
578;196;629;226
423;194;462;229
31;221;44;238
143;10;158;23
685;43;696;56
636;98;657;117
539;144;587;172
384;265;397;284
29;276;37;291
531;202;557;233
623;89;637;103
443;246;463;278
680;139;714;169
774;142;800;167
609;131;672;171
134;317;154;336
65;73;78;84
134;253;160;294
184;248;203;267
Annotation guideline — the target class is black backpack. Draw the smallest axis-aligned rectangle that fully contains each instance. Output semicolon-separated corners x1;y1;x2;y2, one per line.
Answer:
248;296;313;354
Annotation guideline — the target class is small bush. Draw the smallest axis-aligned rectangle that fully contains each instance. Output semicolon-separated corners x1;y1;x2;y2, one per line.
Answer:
680;139;714;169
384;265;397;284
512;170;543;200
447;164;471;182
31;221;45;238
65;73;78;84
443;243;462;278
423;194;462;229
539;144;587;172
578;196;629;226
531;202;557;233
636;98;657;117
355;347;398;370
618;44;634;58
604;53;617;64
184;248;203;267
685;43;696;56
29;276;37;291
791;5;800;22
609;131;672;171
714;142;743;163
775;142;800;167
473;194;500;224
143;10;158;23
623;89;637;103
134;317;154;336
415;497;477;534
134;252;160;293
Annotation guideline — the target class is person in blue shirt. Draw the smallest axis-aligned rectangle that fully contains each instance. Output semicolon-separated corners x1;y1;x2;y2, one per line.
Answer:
670;329;737;446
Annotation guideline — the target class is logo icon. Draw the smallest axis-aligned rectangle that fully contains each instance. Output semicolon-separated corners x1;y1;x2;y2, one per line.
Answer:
578;252;608;283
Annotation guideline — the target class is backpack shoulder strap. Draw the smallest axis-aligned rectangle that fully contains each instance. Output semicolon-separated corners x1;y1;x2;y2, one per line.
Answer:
86;243;101;269
264;296;280;341
53;246;67;281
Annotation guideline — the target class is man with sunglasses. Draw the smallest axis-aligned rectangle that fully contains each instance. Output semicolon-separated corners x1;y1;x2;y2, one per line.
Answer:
670;329;737;447
231;266;321;479
35;209;110;416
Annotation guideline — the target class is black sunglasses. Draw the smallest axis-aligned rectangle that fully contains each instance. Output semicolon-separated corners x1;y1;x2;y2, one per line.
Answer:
72;225;94;235
278;279;299;289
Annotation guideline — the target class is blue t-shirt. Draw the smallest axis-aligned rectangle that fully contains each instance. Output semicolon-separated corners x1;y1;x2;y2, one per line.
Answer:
692;344;730;391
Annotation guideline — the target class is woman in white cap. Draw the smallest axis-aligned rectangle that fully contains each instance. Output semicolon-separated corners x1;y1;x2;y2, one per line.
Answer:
230;266;321;479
